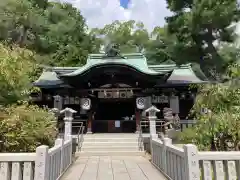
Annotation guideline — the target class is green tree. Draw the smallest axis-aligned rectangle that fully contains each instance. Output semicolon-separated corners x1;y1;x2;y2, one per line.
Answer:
145;26;176;64
39;2;99;66
180;64;240;151
0;44;37;105
166;0;240;78
91;20;150;53
0;0;99;66
0;0;47;47
0;43;58;152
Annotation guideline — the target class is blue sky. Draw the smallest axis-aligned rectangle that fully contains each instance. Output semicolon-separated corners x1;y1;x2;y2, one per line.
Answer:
63;0;172;31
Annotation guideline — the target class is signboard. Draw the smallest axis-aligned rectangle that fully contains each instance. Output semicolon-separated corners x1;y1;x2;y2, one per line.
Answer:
152;95;168;103
115;121;120;128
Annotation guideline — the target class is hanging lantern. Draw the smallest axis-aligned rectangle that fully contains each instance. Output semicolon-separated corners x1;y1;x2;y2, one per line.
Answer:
81;98;91;110
136;97;145;109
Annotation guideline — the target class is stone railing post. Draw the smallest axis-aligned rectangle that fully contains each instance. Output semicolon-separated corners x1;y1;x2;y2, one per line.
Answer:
145;105;160;154
60;108;76;140
183;144;200;180
162;138;172;173
34;145;49;180
55;138;64;173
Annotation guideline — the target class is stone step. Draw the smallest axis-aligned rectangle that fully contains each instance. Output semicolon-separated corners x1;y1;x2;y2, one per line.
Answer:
81;146;140;151
82;142;139;146
77;151;145;156
84;133;138;137
83;138;139;142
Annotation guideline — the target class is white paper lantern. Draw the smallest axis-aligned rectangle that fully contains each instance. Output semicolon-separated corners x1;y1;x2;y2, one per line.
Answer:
136;97;145;109
81;98;91;110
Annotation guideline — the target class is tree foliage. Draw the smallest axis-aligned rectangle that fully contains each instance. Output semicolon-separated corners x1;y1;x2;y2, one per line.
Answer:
180;64;240;151
0;104;57;152
0;43;57;152
166;0;240;78
0;0;99;66
0;44;38;105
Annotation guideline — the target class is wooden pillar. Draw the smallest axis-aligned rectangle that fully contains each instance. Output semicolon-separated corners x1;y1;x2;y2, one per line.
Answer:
87;111;93;134
135;109;140;132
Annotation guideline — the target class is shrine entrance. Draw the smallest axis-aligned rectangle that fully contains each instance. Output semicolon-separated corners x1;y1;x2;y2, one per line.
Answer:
93;98;136;133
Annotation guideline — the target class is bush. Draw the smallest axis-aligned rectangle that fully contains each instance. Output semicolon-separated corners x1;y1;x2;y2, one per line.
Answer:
180;64;240;151
0;104;58;152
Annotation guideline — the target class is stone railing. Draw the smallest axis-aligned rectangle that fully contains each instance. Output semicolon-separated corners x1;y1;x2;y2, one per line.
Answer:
0;137;73;180
0;153;35;180
0;107;76;180
151;137;240;180
146;105;240;180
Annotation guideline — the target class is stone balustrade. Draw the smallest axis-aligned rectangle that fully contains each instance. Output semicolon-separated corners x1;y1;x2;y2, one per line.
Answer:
0;107;75;180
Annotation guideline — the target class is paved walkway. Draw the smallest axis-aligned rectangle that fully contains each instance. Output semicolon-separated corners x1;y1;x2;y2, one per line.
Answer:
62;156;166;180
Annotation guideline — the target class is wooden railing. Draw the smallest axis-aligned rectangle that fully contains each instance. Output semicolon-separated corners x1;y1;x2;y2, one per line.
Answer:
151;137;240;180
0;137;73;180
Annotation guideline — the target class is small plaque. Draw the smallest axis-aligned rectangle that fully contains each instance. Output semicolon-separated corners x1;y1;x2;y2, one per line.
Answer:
115;121;120;128
152;95;168;103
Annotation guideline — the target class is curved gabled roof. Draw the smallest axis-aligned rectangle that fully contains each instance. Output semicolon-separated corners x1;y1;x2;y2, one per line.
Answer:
60;53;168;77
33;54;208;88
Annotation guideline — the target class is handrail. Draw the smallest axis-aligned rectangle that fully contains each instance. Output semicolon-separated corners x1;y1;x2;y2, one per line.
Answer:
139;117;197;134
77;124;85;151
137;124;144;151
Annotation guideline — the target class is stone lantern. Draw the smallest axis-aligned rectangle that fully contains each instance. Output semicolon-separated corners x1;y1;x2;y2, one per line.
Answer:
145;105;160;119
60;108;77;140
145;105;160;136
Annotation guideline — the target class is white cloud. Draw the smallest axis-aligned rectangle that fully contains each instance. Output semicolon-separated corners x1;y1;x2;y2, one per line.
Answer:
63;0;172;31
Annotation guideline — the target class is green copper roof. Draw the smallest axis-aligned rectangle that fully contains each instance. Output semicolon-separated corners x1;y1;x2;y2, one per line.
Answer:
33;53;207;88
167;66;204;83
60;53;166;77
33;70;67;88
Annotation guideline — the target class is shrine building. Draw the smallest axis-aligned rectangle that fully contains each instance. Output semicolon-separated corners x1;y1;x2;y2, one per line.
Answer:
32;52;207;133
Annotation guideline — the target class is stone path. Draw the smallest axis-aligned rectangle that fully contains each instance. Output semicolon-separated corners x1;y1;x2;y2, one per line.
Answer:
62;156;166;180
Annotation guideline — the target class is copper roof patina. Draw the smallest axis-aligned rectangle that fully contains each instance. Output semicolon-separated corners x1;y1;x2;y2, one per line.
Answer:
33;53;206;88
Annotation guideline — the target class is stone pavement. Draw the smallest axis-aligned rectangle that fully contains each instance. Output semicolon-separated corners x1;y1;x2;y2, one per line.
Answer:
62;156;166;180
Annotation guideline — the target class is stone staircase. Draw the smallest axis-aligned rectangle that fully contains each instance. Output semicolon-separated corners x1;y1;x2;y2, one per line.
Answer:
77;133;144;156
